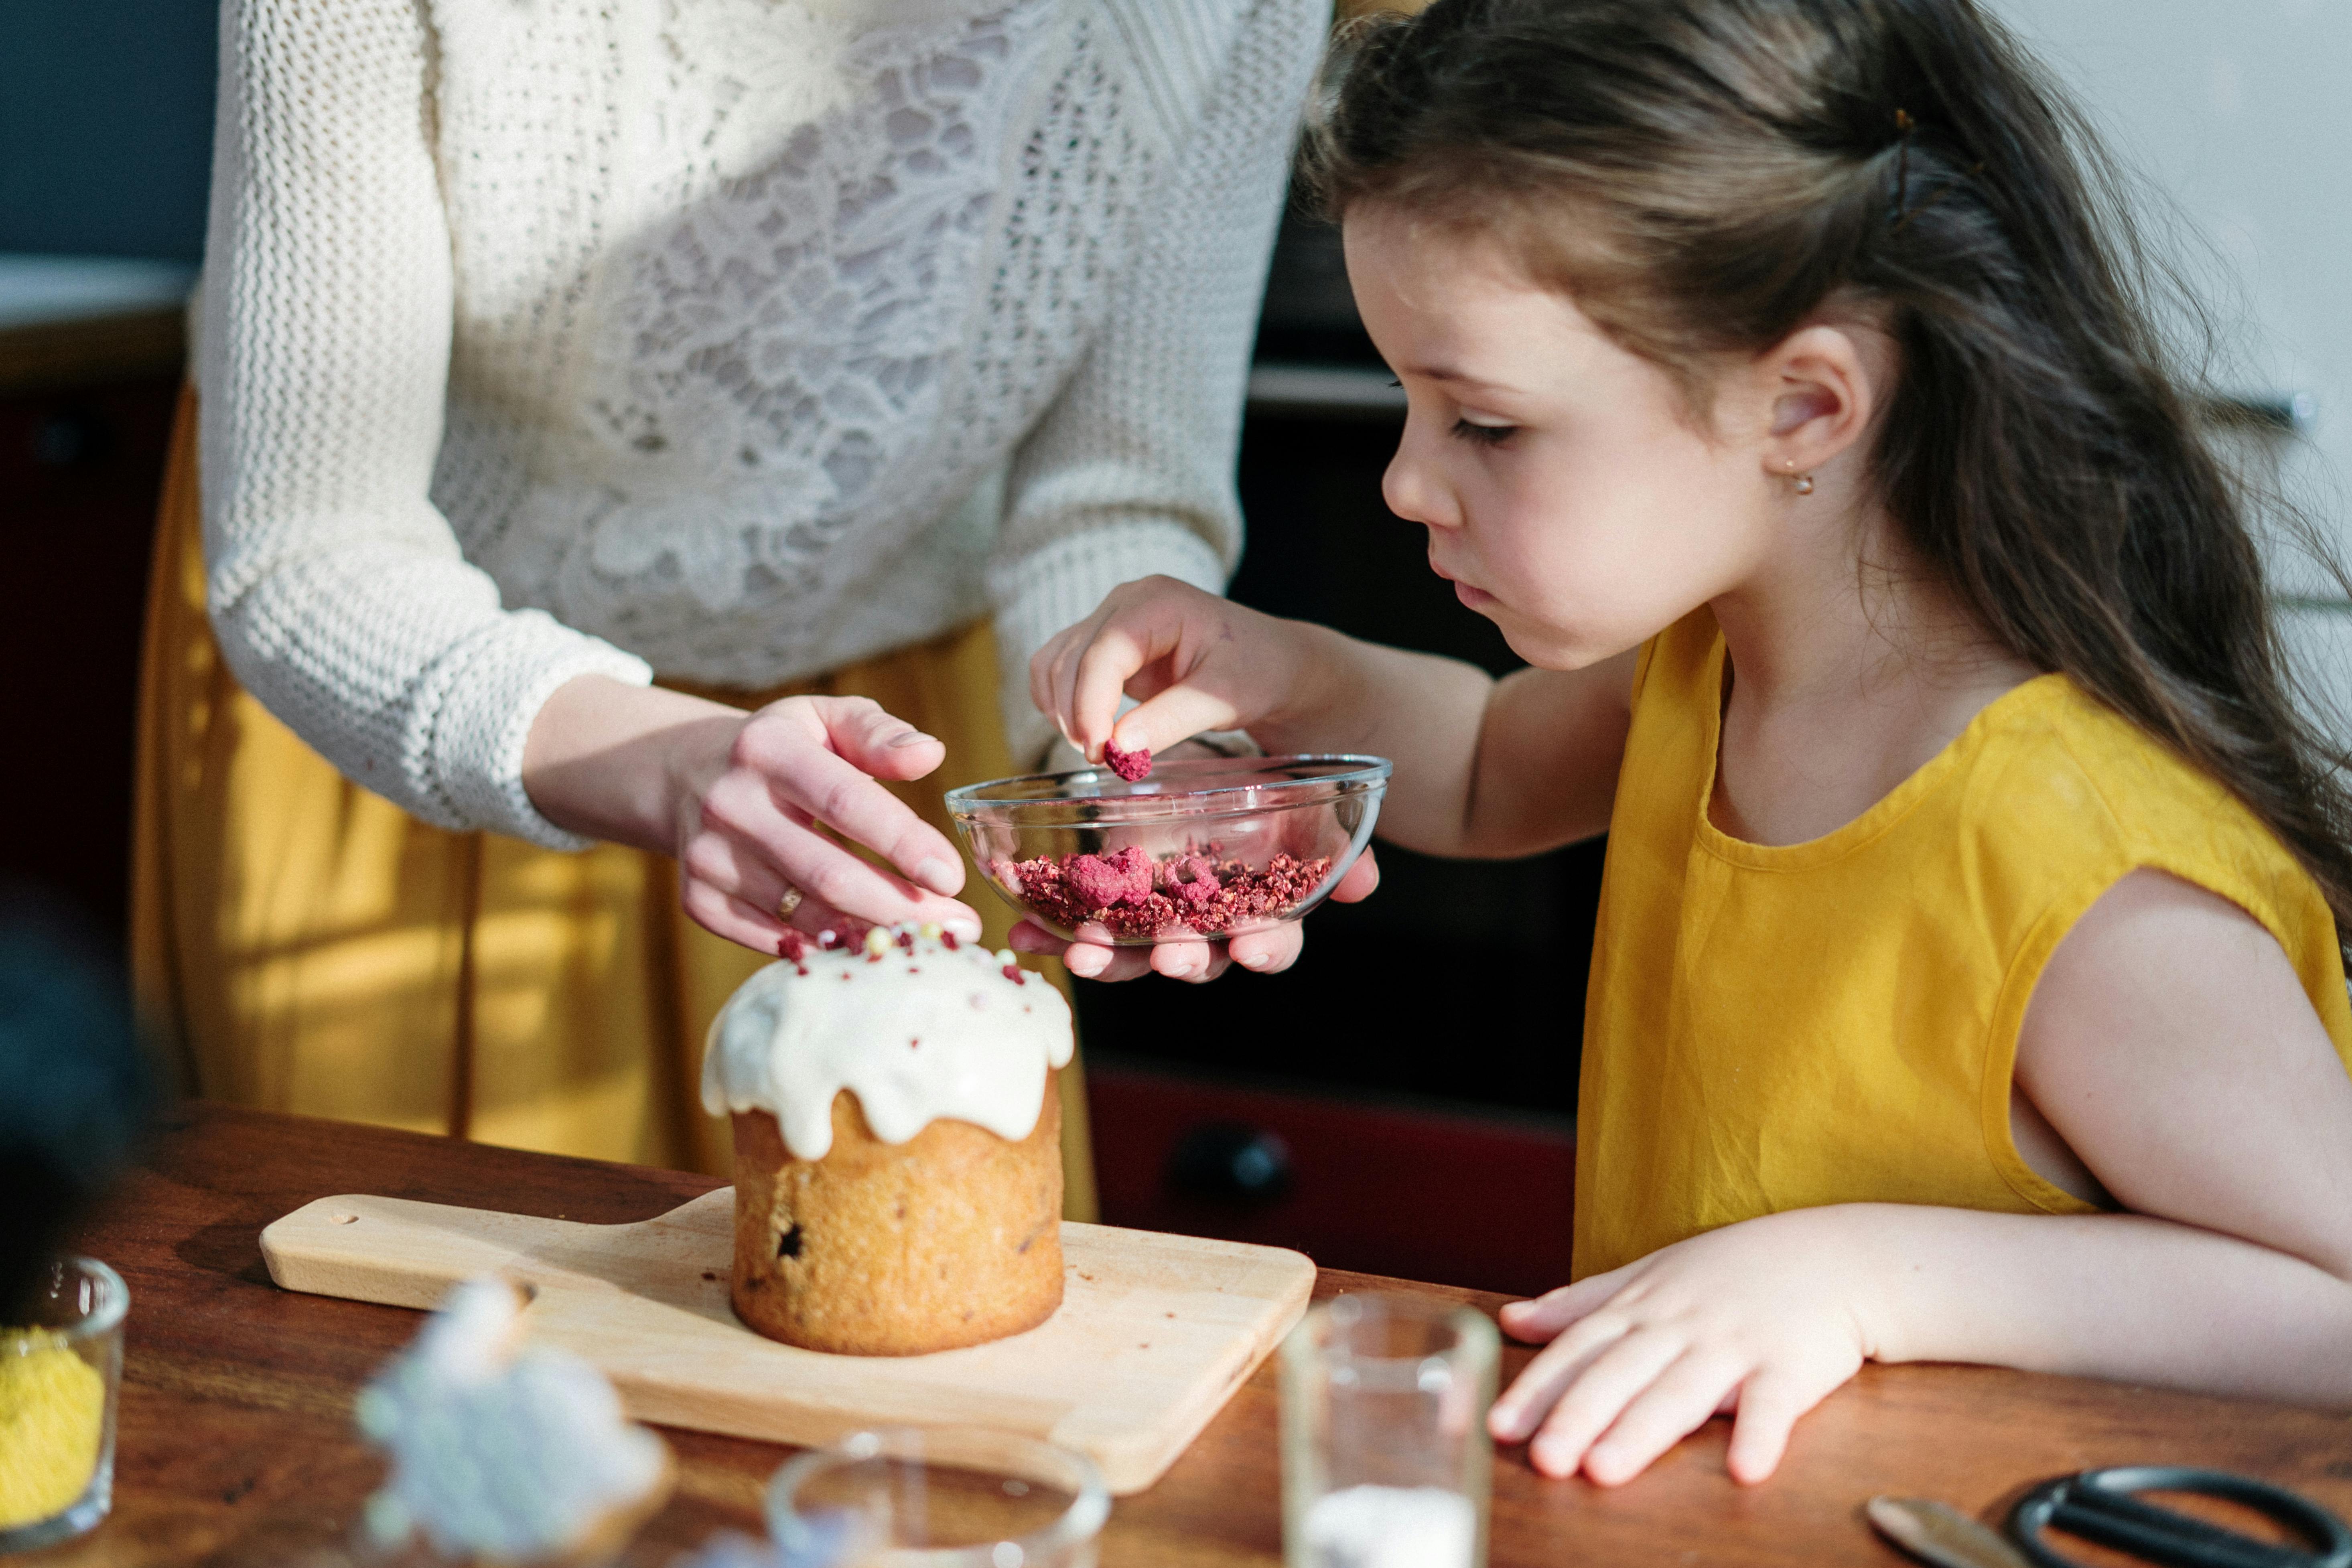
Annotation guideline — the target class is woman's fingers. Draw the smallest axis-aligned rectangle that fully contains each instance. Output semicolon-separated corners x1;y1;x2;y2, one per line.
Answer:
1582;1350;1747;1486
681;878;794;957
1526;1328;1687;1479
734;714;965;898
804;694;946;783
695;775;978;936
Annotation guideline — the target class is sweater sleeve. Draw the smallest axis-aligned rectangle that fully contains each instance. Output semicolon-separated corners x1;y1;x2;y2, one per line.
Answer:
197;0;652;851
984;0;1328;767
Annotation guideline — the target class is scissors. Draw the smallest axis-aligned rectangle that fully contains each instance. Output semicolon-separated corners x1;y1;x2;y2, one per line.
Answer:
1869;1466;2352;1568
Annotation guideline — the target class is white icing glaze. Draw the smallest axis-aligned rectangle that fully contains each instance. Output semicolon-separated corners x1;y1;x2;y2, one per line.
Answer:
354;1277;667;1561
700;924;1074;1160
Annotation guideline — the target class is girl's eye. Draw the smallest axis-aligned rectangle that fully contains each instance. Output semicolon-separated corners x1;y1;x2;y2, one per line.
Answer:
1451;419;1516;447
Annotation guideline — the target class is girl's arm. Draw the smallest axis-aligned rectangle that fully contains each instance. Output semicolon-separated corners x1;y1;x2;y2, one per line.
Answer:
1491;869;2352;1485
1020;577;1635;980
1033;577;1636;857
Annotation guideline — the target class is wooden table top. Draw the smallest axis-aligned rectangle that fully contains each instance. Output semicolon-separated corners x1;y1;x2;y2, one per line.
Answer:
28;1101;2352;1567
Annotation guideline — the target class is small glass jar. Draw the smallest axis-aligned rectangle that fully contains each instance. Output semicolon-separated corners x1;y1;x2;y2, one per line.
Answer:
765;1427;1109;1567
0;1256;128;1553
1280;1292;1499;1568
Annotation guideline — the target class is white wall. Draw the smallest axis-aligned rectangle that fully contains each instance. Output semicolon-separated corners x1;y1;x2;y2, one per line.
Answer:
1985;0;2352;723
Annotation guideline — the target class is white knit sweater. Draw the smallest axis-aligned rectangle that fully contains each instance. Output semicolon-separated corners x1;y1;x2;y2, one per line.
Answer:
198;0;1323;848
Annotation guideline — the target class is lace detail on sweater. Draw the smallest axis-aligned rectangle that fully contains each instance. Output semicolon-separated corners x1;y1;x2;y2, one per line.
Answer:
458;1;1147;686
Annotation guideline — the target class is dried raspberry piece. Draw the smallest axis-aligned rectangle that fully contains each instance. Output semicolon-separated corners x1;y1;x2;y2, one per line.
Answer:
1103;740;1151;782
777;929;808;962
1065;845;1155;911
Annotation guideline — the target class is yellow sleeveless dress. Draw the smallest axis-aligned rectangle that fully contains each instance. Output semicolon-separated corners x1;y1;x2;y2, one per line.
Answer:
1574;609;2352;1279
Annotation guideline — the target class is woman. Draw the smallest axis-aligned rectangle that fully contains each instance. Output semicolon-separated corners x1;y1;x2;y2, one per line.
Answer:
133;0;1326;1200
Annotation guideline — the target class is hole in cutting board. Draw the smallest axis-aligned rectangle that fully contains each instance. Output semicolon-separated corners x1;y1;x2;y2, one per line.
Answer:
329;1213;358;1225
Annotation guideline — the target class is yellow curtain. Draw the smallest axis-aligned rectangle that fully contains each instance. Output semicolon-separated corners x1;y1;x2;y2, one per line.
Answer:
132;389;1094;1217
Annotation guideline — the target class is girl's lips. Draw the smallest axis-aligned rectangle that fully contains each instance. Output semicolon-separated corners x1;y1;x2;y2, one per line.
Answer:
1430;553;1497;610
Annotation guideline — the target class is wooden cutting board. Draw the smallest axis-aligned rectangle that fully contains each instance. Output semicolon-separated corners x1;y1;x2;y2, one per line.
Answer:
260;1191;1314;1495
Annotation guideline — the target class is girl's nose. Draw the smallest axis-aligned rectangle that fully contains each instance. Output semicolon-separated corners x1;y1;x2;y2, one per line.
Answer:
1382;422;1462;531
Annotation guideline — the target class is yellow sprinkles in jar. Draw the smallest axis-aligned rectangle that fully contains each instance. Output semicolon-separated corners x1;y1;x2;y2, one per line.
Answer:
0;1329;105;1529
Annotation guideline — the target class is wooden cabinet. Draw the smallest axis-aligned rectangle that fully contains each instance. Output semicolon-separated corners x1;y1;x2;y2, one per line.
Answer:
1088;1058;1575;1298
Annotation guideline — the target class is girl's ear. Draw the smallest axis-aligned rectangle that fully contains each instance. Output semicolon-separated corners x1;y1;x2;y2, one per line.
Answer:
1755;323;1885;480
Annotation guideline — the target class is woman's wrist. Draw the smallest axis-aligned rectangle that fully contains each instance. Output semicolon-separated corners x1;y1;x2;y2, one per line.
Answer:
520;675;743;854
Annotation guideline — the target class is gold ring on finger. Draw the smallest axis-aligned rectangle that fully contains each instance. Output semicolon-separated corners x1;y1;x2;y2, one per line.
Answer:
777;884;805;921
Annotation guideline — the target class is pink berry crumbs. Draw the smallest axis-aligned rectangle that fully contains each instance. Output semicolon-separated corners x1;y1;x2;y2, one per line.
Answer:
995;847;1333;939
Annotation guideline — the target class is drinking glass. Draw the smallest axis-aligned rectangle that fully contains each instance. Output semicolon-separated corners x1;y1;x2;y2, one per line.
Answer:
0;1256;128;1552
1280;1292;1499;1568
765;1428;1109;1567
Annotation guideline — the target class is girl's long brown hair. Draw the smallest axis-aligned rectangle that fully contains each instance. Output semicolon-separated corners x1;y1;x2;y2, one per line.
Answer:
1309;0;2352;960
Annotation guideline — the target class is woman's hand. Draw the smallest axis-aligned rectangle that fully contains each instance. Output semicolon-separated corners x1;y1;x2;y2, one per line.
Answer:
1488;1208;1882;1486
523;676;982;955
1025;576;1376;980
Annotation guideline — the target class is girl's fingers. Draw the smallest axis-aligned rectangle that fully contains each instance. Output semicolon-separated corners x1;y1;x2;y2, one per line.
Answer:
1328;847;1382;904
1724;1366;1824;1485
1109;683;1243;762
1526;1328;1688;1479
1067;941;1158;981
1582;1350;1747;1486
1488;1310;1633;1444
1227;923;1305;973
732;728;964;897
1498;1268;1630;1343
1071;621;1156;758
1149;938;1219;982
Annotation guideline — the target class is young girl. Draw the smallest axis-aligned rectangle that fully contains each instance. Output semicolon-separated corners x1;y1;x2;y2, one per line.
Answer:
1017;0;2352;1487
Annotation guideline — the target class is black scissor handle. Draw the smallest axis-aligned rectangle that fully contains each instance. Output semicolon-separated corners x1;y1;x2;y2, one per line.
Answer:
2009;1467;2352;1568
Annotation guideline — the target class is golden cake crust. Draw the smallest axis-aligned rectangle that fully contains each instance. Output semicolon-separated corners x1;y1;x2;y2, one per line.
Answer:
729;1074;1063;1355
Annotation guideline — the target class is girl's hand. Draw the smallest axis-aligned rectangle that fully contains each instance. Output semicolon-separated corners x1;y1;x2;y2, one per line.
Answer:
1026;576;1372;980
1030;575;1323;769
1006;848;1382;982
1488;1208;1881;1486
524;678;983;955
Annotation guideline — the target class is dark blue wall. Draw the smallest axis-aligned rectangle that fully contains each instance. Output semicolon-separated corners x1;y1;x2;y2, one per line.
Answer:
0;2;218;261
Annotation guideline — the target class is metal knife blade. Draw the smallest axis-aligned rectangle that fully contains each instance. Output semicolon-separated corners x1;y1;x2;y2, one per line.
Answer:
1867;1496;2037;1568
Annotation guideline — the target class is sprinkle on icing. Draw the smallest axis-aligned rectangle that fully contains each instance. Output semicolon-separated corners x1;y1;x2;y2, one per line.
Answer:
702;923;1074;1160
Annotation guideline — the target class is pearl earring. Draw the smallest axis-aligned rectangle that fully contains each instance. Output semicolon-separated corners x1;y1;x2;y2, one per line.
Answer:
1794;473;1815;495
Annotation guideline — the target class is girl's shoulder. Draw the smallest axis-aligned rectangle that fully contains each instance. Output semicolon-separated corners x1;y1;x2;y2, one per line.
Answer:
1964;674;2332;951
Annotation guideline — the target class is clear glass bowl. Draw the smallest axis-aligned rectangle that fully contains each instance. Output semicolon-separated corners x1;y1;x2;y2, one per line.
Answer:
0;1256;128;1553
765;1427;1109;1566
945;755;1391;947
